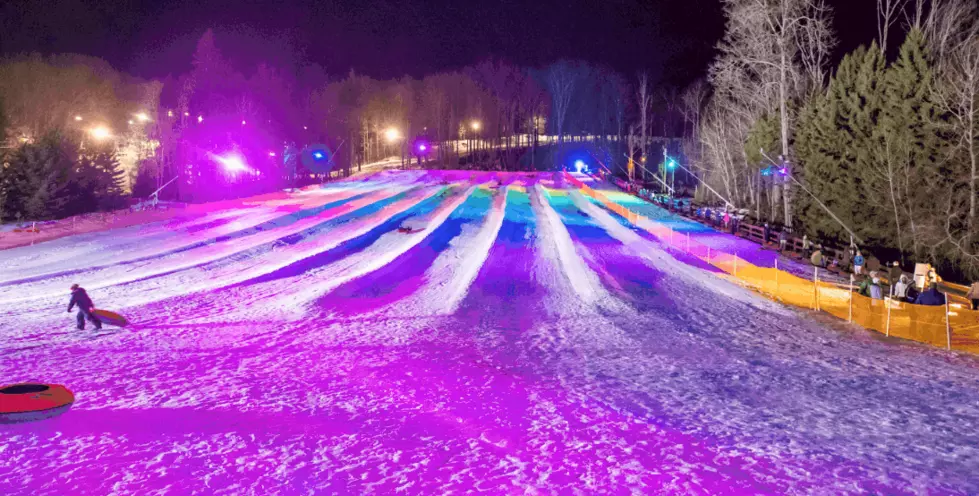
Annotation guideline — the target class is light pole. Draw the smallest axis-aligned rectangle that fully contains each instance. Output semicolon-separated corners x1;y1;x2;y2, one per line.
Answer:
759;148;863;244
385;127;402;167
471;121;481;162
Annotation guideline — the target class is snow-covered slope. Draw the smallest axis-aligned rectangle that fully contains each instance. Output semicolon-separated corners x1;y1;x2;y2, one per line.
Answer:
1;171;977;495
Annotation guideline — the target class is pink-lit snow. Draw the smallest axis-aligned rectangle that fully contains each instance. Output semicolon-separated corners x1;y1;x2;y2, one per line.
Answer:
1;171;977;495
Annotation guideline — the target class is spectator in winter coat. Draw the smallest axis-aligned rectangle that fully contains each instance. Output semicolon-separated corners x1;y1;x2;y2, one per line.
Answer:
810;249;824;268
857;274;871;297
914;285;945;306
763;223;771;246
68;284;102;330
802;235;811;257
888;262;902;288
965;282;979;310
841;249;853;272
778;230;788;252
853;251;865;275
869;276;884;300
905;284;920;304
893;274;911;299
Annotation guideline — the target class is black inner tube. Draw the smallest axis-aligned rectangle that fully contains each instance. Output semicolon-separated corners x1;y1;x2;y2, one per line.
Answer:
0;384;50;394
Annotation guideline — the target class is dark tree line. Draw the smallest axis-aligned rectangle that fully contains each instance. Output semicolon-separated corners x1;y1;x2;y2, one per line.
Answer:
1;29;688;219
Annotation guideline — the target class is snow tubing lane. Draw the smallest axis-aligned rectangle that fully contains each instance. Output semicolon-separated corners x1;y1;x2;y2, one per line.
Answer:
0;383;75;424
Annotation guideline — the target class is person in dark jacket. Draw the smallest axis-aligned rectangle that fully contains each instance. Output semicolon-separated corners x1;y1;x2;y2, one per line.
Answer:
763;223;771;246
914;285;945;306
841;249;853;273
68;284;102;330
905;283;920;304
888;262;903;291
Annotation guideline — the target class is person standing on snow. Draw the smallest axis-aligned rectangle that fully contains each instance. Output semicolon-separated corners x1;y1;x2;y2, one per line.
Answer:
810;248;825;268
763;223;771;247
841;248;853;273
853;251;865;275
869;275;884;300
856;274;872;297
914;284;945;306
905;280;920;304
893;274;911;300
888;262;902;293
68;284;102;330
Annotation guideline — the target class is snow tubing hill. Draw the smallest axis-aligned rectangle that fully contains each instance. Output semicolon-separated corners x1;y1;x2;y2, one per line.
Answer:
0;383;75;424
93;309;129;327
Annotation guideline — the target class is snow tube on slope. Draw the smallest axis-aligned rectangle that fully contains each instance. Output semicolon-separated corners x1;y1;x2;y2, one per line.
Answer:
92;309;129;327
0;383;75;424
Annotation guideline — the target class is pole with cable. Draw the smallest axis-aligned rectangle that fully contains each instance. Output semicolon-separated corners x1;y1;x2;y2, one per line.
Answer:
759;148;863;245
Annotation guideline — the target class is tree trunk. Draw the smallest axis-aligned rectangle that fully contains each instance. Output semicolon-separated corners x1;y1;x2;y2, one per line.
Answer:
779;37;793;228
969;97;977;222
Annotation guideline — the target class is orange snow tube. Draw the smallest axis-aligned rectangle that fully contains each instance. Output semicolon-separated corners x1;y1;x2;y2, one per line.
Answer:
0;383;75;424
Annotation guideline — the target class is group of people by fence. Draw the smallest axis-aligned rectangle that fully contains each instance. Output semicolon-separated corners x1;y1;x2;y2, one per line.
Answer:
634;187;979;312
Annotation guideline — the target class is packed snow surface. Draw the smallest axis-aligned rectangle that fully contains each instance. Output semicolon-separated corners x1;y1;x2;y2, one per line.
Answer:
1;171;978;495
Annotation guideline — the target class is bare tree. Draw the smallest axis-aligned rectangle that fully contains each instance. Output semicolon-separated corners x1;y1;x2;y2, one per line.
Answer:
877;0;907;55
636;73;652;182
546;60;580;168
710;0;836;227
926;0;979;221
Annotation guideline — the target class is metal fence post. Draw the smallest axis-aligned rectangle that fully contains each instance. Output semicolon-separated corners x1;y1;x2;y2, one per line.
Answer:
886;297;892;337
734;253;738;277
848;275;854;323
945;293;952;351
707;246;711;265
813;266;819;310
775;258;780;296
686;232;690;253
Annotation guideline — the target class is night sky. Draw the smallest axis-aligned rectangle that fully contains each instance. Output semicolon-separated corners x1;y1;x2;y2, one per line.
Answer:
1;0;879;87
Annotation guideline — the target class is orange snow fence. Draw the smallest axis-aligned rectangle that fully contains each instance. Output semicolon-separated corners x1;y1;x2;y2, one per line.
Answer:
563;172;979;355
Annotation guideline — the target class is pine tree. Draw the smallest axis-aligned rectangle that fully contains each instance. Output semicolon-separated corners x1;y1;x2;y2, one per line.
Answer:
75;151;126;212
0;133;75;220
878;28;947;256
796;44;888;244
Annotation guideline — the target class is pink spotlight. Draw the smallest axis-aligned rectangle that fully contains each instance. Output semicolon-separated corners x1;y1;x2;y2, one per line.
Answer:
419;144;427;152
216;155;248;172
269;151;276;157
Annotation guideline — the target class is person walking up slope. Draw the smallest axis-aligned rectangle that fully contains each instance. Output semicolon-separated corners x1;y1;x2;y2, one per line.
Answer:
68;284;102;330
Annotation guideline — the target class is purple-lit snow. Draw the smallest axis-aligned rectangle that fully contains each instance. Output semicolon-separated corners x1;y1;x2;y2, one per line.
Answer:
1;171;977;495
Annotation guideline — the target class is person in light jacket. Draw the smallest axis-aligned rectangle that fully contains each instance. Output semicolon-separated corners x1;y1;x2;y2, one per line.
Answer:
869;276;883;300
893;274;911;300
